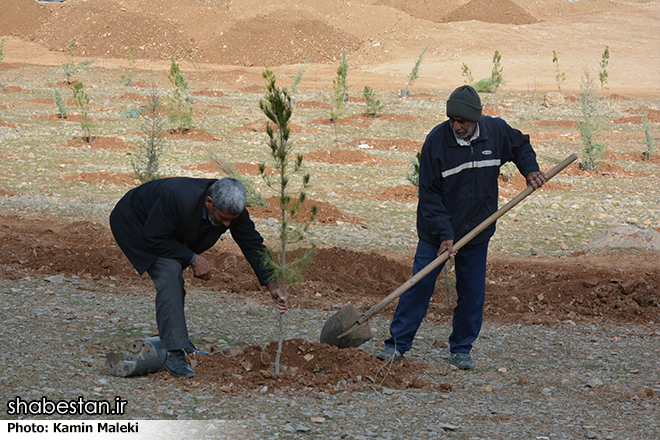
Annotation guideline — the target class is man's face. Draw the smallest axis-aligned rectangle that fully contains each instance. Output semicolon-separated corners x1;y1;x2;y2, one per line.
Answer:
205;196;239;227
449;117;477;141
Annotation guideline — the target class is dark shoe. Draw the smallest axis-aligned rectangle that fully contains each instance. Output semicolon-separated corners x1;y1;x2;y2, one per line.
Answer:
376;346;403;363
165;350;196;378
449;352;474;370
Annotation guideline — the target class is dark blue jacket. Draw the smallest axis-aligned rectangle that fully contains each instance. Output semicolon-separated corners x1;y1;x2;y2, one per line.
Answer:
110;177;274;284
417;116;540;246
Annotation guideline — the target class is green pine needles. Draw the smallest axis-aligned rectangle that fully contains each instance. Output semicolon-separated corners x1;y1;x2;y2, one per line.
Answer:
363;86;384;117
166;57;194;132
407;46;428;87
329;50;349;123
72;81;93;142
473;50;504;93
577;69;604;171
259;67;316;375
552;50;566;92
131;88;165;184
599;45;610;97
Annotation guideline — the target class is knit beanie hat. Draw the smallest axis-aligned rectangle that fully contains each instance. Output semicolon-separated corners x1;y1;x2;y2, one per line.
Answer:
446;85;482;122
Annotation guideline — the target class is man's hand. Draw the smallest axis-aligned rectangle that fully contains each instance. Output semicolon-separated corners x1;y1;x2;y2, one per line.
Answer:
266;281;289;314
526;170;547;190
191;255;212;280
439;239;456;257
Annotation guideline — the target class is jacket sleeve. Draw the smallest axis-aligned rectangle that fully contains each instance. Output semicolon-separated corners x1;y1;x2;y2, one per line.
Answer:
417;136;455;242
504;121;540;177
229;209;276;286
141;192;196;265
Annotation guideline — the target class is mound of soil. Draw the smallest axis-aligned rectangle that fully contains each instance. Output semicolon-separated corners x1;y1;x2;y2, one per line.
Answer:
187;338;446;394
196;11;362;66
0;216;657;326
440;0;539;25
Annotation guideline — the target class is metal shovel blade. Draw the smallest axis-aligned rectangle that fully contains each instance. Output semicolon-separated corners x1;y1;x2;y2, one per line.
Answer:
319;304;375;349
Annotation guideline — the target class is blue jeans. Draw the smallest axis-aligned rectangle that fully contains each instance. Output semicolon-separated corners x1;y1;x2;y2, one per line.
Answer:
385;239;488;354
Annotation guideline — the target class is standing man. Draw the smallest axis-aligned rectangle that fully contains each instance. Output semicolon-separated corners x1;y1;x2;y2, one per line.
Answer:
110;177;288;378
377;85;546;369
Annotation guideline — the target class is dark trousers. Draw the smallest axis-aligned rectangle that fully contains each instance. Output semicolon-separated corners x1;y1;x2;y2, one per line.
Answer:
385;239;489;354
146;257;191;351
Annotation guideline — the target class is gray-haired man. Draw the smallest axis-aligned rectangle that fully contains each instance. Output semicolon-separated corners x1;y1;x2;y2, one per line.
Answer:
110;177;287;377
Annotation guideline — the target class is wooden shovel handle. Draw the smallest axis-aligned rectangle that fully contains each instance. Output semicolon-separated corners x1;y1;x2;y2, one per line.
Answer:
357;153;578;324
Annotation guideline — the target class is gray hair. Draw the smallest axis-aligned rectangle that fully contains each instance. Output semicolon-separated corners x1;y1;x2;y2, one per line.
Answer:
208;178;247;215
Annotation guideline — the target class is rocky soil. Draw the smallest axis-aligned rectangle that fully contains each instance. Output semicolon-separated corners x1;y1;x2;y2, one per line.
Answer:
1;0;659;439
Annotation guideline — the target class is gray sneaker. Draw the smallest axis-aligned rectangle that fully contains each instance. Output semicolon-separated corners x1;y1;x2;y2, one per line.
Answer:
376;346;403;363
449;352;474;370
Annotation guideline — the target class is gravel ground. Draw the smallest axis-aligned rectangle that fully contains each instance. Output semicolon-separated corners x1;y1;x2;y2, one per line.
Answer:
2;274;658;440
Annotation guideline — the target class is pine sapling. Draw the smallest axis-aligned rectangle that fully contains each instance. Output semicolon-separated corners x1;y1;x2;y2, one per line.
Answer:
363;86;384;117
461;63;473;84
72;81;93;142
552;50;566;92
121;43;137;86
577;69;604;171
259;67;316;375
329;50;349;124
131;88;165;183
52;81;67;119
0;38;5;84
407;46;428;87
166;57;194;133
599;45;610;97
641;108;655;160
291;60;310;95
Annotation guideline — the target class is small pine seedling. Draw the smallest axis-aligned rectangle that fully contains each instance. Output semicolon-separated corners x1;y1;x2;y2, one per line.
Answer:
577;69;604;171
363;86;384;117
52;82;67;119
641;108;655;160
166;57;194;132
131;88;165;184
461;63;473;84
259;67;316;375
407;46;428;87
599;45;610;97
552;50;566;92
329;50;349;124
72;81;93;142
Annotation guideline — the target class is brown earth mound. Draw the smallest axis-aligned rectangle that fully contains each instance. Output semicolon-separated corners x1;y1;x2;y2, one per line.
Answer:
440;0;539;25
0;216;657;326
196;12;362;66
187;338;444;394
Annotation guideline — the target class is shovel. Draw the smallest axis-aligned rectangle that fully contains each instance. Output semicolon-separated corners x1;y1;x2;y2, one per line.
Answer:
320;153;578;348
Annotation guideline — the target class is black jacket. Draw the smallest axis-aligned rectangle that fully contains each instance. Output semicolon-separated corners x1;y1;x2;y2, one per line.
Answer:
109;177;274;285
417;116;540;246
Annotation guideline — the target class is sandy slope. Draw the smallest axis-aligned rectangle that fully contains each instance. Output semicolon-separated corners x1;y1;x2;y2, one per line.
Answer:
1;0;658;96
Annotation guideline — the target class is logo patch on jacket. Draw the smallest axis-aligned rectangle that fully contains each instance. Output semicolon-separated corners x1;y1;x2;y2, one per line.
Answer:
482;150;493;155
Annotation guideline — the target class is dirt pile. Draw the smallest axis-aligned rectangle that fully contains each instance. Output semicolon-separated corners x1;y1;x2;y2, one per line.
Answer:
1;0;538;67
1;216;657;326
188;338;447;394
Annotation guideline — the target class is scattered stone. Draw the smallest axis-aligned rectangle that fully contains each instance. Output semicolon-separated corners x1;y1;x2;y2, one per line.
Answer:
433;339;448;348
639;388;654;398
484;385;494;392
45;275;65;284
585;430;598;439
585;225;660;251
543;92;565;107
586;378;604;388
498;367;507;374
311;417;325;423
